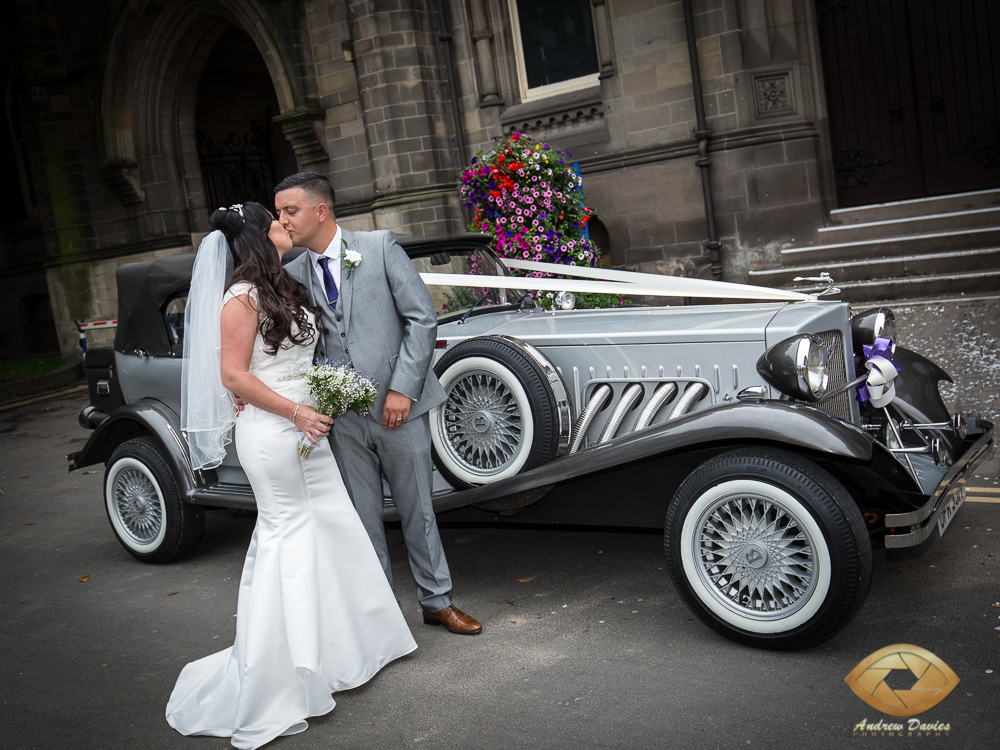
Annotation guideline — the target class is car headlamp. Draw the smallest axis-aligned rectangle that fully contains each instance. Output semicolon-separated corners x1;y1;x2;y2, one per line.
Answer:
851;307;896;357
553;291;576;311
756;334;830;402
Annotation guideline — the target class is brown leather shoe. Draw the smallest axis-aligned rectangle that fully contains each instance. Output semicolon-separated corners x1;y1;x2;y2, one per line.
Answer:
422;605;483;635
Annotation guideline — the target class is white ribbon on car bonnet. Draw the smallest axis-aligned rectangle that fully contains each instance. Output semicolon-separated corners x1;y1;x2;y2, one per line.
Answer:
419;258;812;302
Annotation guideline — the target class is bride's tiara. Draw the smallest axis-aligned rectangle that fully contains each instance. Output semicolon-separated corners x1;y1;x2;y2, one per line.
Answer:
219;203;245;219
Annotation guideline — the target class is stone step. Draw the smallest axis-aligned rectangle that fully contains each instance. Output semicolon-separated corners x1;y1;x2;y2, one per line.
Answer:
829;188;1000;226
818;207;1000;243
781;226;1000;265
751;247;1000;287
779;269;1000;303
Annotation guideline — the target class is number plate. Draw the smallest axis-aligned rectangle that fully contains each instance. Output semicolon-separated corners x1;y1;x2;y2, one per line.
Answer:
937;487;966;537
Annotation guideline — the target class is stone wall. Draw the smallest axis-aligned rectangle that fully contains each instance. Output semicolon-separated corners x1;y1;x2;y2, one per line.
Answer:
3;0;840;357
46;245;195;355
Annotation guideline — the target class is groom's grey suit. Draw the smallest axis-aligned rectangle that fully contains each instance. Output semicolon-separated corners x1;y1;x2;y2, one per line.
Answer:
286;228;453;612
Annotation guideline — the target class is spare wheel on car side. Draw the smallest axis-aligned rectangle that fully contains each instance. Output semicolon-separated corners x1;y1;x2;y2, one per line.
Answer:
431;335;568;489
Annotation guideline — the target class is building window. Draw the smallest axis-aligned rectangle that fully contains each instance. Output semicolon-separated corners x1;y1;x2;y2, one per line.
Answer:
510;0;599;102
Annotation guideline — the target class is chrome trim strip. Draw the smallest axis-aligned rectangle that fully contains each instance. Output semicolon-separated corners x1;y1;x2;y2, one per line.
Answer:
191;482;256;509
497;335;572;457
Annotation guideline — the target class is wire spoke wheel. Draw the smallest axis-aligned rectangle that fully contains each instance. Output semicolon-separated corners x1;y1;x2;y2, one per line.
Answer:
431;337;566;489
442;369;524;475
104;437;204;563
664;448;871;650
694;493;818;621
113;465;164;544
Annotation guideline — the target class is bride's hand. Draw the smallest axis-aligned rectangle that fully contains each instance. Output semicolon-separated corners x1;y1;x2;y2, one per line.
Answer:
295;405;333;444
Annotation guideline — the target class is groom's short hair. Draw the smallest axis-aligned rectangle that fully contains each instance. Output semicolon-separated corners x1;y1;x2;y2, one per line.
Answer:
275;172;335;212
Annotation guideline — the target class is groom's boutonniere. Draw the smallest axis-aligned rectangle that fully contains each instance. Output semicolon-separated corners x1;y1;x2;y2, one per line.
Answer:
342;238;362;279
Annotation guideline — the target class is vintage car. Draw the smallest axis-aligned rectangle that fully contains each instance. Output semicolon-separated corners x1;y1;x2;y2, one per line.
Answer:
70;233;993;650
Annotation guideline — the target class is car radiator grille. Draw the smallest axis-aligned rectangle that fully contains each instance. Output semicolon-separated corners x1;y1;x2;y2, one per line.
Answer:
814;330;854;423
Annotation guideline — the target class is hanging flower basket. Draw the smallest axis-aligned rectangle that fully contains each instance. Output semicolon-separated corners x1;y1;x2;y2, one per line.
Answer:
460;132;627;311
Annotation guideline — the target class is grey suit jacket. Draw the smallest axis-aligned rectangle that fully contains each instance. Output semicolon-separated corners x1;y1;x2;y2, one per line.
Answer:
285;229;447;420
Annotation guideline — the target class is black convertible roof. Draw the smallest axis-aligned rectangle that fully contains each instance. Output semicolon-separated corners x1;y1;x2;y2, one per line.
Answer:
114;253;195;356
112;233;497;356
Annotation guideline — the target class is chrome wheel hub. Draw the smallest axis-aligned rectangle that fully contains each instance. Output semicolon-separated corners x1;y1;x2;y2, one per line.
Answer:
441;370;523;475
114;467;162;544
694;494;817;620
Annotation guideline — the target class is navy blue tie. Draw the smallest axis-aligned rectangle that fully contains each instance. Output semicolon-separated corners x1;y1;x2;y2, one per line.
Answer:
318;256;338;307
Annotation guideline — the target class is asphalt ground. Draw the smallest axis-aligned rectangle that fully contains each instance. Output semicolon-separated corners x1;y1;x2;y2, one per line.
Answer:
1;295;998;750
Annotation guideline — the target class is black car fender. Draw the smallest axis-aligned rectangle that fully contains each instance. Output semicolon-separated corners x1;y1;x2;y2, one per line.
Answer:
432;400;884;514
71;400;198;501
891;346;952;422
886;346;965;460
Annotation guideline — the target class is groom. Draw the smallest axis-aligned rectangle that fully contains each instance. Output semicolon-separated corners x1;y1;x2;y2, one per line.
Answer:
275;172;481;635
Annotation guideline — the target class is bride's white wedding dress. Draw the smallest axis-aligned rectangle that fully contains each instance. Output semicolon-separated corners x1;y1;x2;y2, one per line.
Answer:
166;283;417;749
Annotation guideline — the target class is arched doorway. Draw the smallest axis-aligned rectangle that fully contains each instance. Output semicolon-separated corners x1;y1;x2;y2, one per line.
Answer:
99;0;317;229
195;27;299;213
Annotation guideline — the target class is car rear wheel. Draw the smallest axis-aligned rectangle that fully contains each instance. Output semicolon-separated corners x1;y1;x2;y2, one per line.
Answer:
431;336;564;489
664;448;871;650
104;436;204;563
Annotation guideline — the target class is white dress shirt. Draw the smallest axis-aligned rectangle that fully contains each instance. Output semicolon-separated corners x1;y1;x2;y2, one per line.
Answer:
307;226;344;302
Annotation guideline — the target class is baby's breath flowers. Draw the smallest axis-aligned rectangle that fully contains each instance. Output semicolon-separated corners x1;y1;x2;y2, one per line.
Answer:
290;359;377;457
460;131;626;311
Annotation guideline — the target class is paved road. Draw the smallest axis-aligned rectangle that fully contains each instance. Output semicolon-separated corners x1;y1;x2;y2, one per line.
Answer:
1;297;998;750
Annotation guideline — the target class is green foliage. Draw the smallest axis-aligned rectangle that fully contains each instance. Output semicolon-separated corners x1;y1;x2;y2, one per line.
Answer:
0;357;67;384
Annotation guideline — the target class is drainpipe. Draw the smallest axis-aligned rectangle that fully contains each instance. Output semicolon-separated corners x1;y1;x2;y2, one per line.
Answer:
435;0;468;176
682;0;723;280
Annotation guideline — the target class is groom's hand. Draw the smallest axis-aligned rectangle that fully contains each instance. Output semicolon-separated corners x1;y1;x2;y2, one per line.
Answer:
383;390;411;430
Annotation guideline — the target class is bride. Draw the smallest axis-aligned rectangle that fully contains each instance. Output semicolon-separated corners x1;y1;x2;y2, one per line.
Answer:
166;202;417;749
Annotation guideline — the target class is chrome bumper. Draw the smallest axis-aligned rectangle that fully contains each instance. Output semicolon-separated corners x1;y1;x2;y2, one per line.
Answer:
885;418;994;548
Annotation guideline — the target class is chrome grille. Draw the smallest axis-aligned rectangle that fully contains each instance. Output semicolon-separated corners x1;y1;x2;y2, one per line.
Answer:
815;330;853;423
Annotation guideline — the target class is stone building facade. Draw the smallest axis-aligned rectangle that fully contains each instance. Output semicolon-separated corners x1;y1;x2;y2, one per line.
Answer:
2;0;997;357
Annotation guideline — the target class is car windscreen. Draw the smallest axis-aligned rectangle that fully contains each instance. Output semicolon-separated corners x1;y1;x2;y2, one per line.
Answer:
409;247;527;318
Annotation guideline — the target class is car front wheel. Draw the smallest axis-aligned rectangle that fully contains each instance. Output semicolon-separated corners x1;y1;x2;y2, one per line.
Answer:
664;448;871;650
104;436;204;563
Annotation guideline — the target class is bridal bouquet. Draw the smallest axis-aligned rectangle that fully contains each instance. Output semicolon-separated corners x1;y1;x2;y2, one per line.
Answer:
294;359;378;458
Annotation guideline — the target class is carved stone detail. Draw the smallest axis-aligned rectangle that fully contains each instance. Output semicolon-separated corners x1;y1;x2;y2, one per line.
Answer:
753;71;794;118
99;159;144;205
503;100;605;139
274;107;328;165
469;0;502;106
591;0;616;80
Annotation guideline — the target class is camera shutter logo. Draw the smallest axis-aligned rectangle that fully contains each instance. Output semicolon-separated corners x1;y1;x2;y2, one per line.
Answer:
845;644;959;717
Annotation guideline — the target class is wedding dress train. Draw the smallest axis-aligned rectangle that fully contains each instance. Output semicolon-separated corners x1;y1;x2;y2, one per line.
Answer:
167;284;416;749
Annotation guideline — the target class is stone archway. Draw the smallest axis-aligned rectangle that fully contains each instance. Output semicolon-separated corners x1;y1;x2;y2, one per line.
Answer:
99;0;326;225
194;27;299;212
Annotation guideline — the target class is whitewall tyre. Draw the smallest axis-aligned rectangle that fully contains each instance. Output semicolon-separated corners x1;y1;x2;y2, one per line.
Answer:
431;336;562;489
104;436;204;563
664;447;871;650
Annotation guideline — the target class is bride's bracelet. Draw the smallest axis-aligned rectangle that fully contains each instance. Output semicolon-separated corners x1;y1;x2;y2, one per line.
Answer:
291;403;301;425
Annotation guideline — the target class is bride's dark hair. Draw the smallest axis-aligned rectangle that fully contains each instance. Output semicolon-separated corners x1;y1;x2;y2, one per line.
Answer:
209;201;324;355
